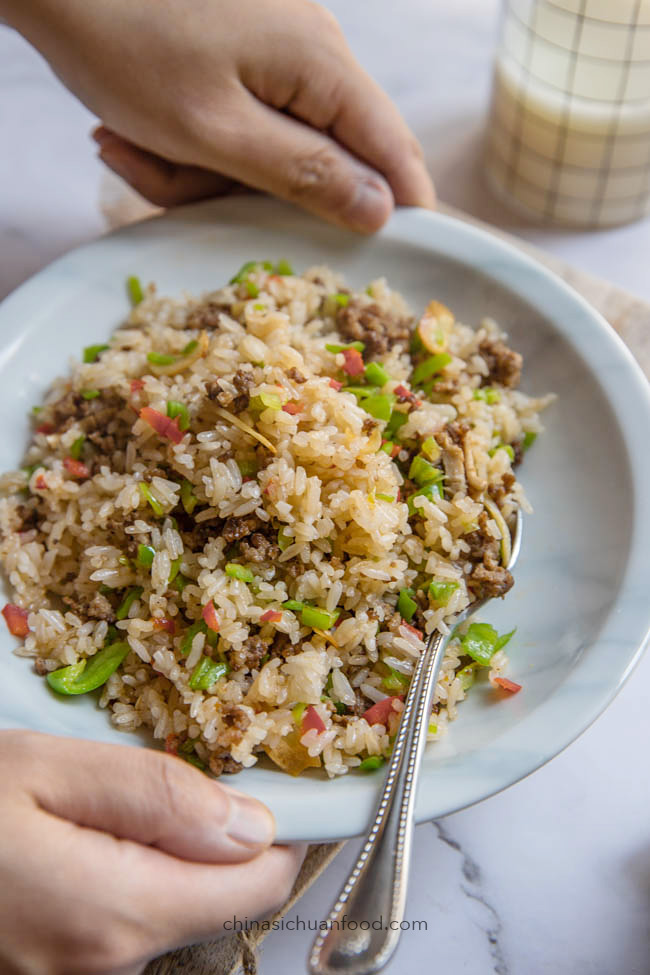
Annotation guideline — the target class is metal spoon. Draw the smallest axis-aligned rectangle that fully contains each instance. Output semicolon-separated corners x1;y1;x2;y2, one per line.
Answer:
308;507;523;975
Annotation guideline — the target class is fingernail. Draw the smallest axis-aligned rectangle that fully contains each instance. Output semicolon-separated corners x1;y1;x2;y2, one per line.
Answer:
345;177;393;234
226;793;275;848
98;147;135;184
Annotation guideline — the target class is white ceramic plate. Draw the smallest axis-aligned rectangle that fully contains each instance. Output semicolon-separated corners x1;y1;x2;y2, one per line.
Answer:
1;197;649;842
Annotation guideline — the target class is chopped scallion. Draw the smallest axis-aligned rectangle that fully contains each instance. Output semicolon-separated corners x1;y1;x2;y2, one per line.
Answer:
359;755;385;772
473;386;501;404
180;479;197;515
292;701;307;724
277;528;293;551
80;389;100;400
182;339;198;355
275;259;294;276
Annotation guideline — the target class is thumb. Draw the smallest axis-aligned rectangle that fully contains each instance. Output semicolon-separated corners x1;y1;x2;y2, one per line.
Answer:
16;731;275;864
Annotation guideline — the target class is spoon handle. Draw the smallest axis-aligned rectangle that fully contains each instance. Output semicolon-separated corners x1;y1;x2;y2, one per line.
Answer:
308;630;447;975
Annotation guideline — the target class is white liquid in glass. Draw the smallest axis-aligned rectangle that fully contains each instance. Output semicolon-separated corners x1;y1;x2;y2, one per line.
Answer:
486;0;650;226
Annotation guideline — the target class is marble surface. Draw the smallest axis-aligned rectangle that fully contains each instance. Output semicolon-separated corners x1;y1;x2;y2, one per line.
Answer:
1;3;649;974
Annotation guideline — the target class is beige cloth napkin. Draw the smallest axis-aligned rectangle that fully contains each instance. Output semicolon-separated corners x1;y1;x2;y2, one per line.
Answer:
100;173;649;974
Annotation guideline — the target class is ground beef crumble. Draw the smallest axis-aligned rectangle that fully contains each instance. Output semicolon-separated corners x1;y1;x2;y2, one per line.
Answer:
228;634;269;671
335;300;412;358
479;339;522;389
464;511;514;601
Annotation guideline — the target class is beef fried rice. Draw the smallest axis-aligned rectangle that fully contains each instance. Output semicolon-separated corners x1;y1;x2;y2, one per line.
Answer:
0;263;553;777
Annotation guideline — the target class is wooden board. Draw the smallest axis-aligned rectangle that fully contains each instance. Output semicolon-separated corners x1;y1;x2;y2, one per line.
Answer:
133;203;648;975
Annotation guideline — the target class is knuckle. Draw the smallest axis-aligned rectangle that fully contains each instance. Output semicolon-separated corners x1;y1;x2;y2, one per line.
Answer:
286;147;356;212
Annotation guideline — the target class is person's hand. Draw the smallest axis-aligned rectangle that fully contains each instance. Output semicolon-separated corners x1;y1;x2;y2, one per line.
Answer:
0;730;304;975
4;0;434;231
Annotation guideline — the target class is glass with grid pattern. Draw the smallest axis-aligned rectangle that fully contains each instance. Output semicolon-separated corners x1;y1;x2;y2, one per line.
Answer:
485;0;650;227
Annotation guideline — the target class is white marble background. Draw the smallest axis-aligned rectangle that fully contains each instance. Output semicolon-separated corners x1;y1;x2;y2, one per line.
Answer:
1;2;649;974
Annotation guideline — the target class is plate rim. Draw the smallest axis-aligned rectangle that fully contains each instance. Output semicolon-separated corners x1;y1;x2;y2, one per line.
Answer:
0;197;649;842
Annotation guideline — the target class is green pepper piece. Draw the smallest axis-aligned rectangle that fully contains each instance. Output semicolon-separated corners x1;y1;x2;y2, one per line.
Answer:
362;393;396;422
249;392;282;412
409;454;442;486
291;701;307;724
301;605;337;630
523;431;537;450
282;599;304;613
46;641;130;695
182;339;198;355
189;655;229;690
136;544;155;568
80;389;100;400
364;362;390;387
429;580;459;606
397;588;417;622
407;480;444;516
180;479;197;515
138;482;164;516
147;352;176;366
275;259;294;276
83;344;109;364
342;385;378;399
385;410;408;439
457;663;476;691
127;275;144;306
460;622;516;666
168;557;182;583
473;386;501;404
382;667;410;693
411;353;452;387
69;435;85;461
325;341;365;354
359;755;385;772
225;563;254;583
181;619;207;656
277;528;293;551
166;400;190;431
116;587;144;621
230;260;260;284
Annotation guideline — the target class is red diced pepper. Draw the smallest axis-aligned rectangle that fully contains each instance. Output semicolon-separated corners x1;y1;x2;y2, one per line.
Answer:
63;457;90;479
35;422;54;435
394;384;411;400
139;406;184;445
2;603;30;637
35;474;47;490
494;677;522;694
152;617;176;634
329;378;343;391
341;347;365;376
164;733;180;755
401;622;423;639
282;402;302;415
260;609;282;623
390;444;401;458
201;601;220;633
302;704;326;735
396;488;401;502
362;695;403;727
130;378;145;393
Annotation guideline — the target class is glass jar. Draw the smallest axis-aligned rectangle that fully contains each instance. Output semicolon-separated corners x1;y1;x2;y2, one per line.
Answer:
485;0;650;227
